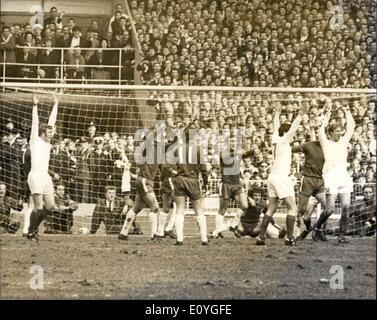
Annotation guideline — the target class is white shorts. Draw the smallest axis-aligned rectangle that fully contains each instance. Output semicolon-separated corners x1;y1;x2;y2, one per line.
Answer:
28;172;54;195
267;174;295;199
323;170;353;195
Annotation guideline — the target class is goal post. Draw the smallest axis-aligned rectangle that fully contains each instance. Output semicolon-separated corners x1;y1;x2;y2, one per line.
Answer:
0;83;376;236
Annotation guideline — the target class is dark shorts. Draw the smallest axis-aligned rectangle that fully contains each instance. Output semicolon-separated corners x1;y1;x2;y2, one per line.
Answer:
135;176;154;197
174;176;202;201
219;182;244;201
161;177;175;197
240;220;260;237
299;175;325;198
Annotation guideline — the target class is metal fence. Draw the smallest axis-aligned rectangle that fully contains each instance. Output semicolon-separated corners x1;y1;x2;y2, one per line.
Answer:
1;46;134;86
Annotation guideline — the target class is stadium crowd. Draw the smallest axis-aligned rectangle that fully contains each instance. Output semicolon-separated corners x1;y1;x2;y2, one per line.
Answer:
0;0;376;87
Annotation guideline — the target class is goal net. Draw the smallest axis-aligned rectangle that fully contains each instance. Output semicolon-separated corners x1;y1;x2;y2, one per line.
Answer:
0;83;376;237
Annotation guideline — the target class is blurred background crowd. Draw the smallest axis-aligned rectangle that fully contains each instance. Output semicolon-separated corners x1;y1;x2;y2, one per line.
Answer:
0;0;376;87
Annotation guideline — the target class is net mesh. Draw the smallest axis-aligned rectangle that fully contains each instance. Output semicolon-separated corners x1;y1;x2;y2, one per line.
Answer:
0;85;375;237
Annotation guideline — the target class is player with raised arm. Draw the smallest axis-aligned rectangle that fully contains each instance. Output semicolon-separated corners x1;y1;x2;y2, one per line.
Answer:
291;112;327;241
256;99;309;246
313;101;356;243
211;135;253;239
26;94;59;241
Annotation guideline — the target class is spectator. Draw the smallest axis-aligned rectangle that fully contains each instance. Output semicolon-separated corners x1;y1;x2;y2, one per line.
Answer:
44;7;64;30
351;185;376;237
69;26;88;48
0;26;17;79
87;49;111;80
44;183;78;234
66;46;85;80
108;4;130;34
90;185;127;234
88;136;108;202
37;39;59;80
0;182;21;233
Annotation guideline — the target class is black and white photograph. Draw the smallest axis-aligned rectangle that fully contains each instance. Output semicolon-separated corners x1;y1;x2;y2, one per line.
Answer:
0;0;376;305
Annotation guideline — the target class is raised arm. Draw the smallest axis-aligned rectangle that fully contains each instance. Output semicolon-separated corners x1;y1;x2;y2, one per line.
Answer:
318;104;332;146
30;95;40;143
271;102;281;144
48;95;59;127
341;107;356;143
283;100;308;143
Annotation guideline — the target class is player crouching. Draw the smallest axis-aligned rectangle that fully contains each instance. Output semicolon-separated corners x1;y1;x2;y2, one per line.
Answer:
236;187;286;239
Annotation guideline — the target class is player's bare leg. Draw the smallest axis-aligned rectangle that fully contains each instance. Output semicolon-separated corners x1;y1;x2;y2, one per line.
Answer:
338;193;351;243
192;198;209;245
174;195;186;245
256;197;279;245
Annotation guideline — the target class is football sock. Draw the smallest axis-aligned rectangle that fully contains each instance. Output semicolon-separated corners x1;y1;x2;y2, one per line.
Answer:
196;214;208;243
165;205;176;232
286;215;296;239
120;209;136;235
231;211;242;228
315;210;332;229
258;214;273;239
175;213;184;243
157;211;168;236
213;214;225;236
149;211;158;238
23;205;33;234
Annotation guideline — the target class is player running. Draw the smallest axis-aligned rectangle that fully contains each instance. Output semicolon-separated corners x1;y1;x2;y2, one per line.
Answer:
118;135;161;241
313;102;355;243
26;94;59;241
256;99;309;246
291;119;327;241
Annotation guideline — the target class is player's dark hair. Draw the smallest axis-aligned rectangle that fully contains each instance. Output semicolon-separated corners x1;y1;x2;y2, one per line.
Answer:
39;124;54;136
250;187;263;195
278;123;291;136
105;186;116;192
327;123;341;135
